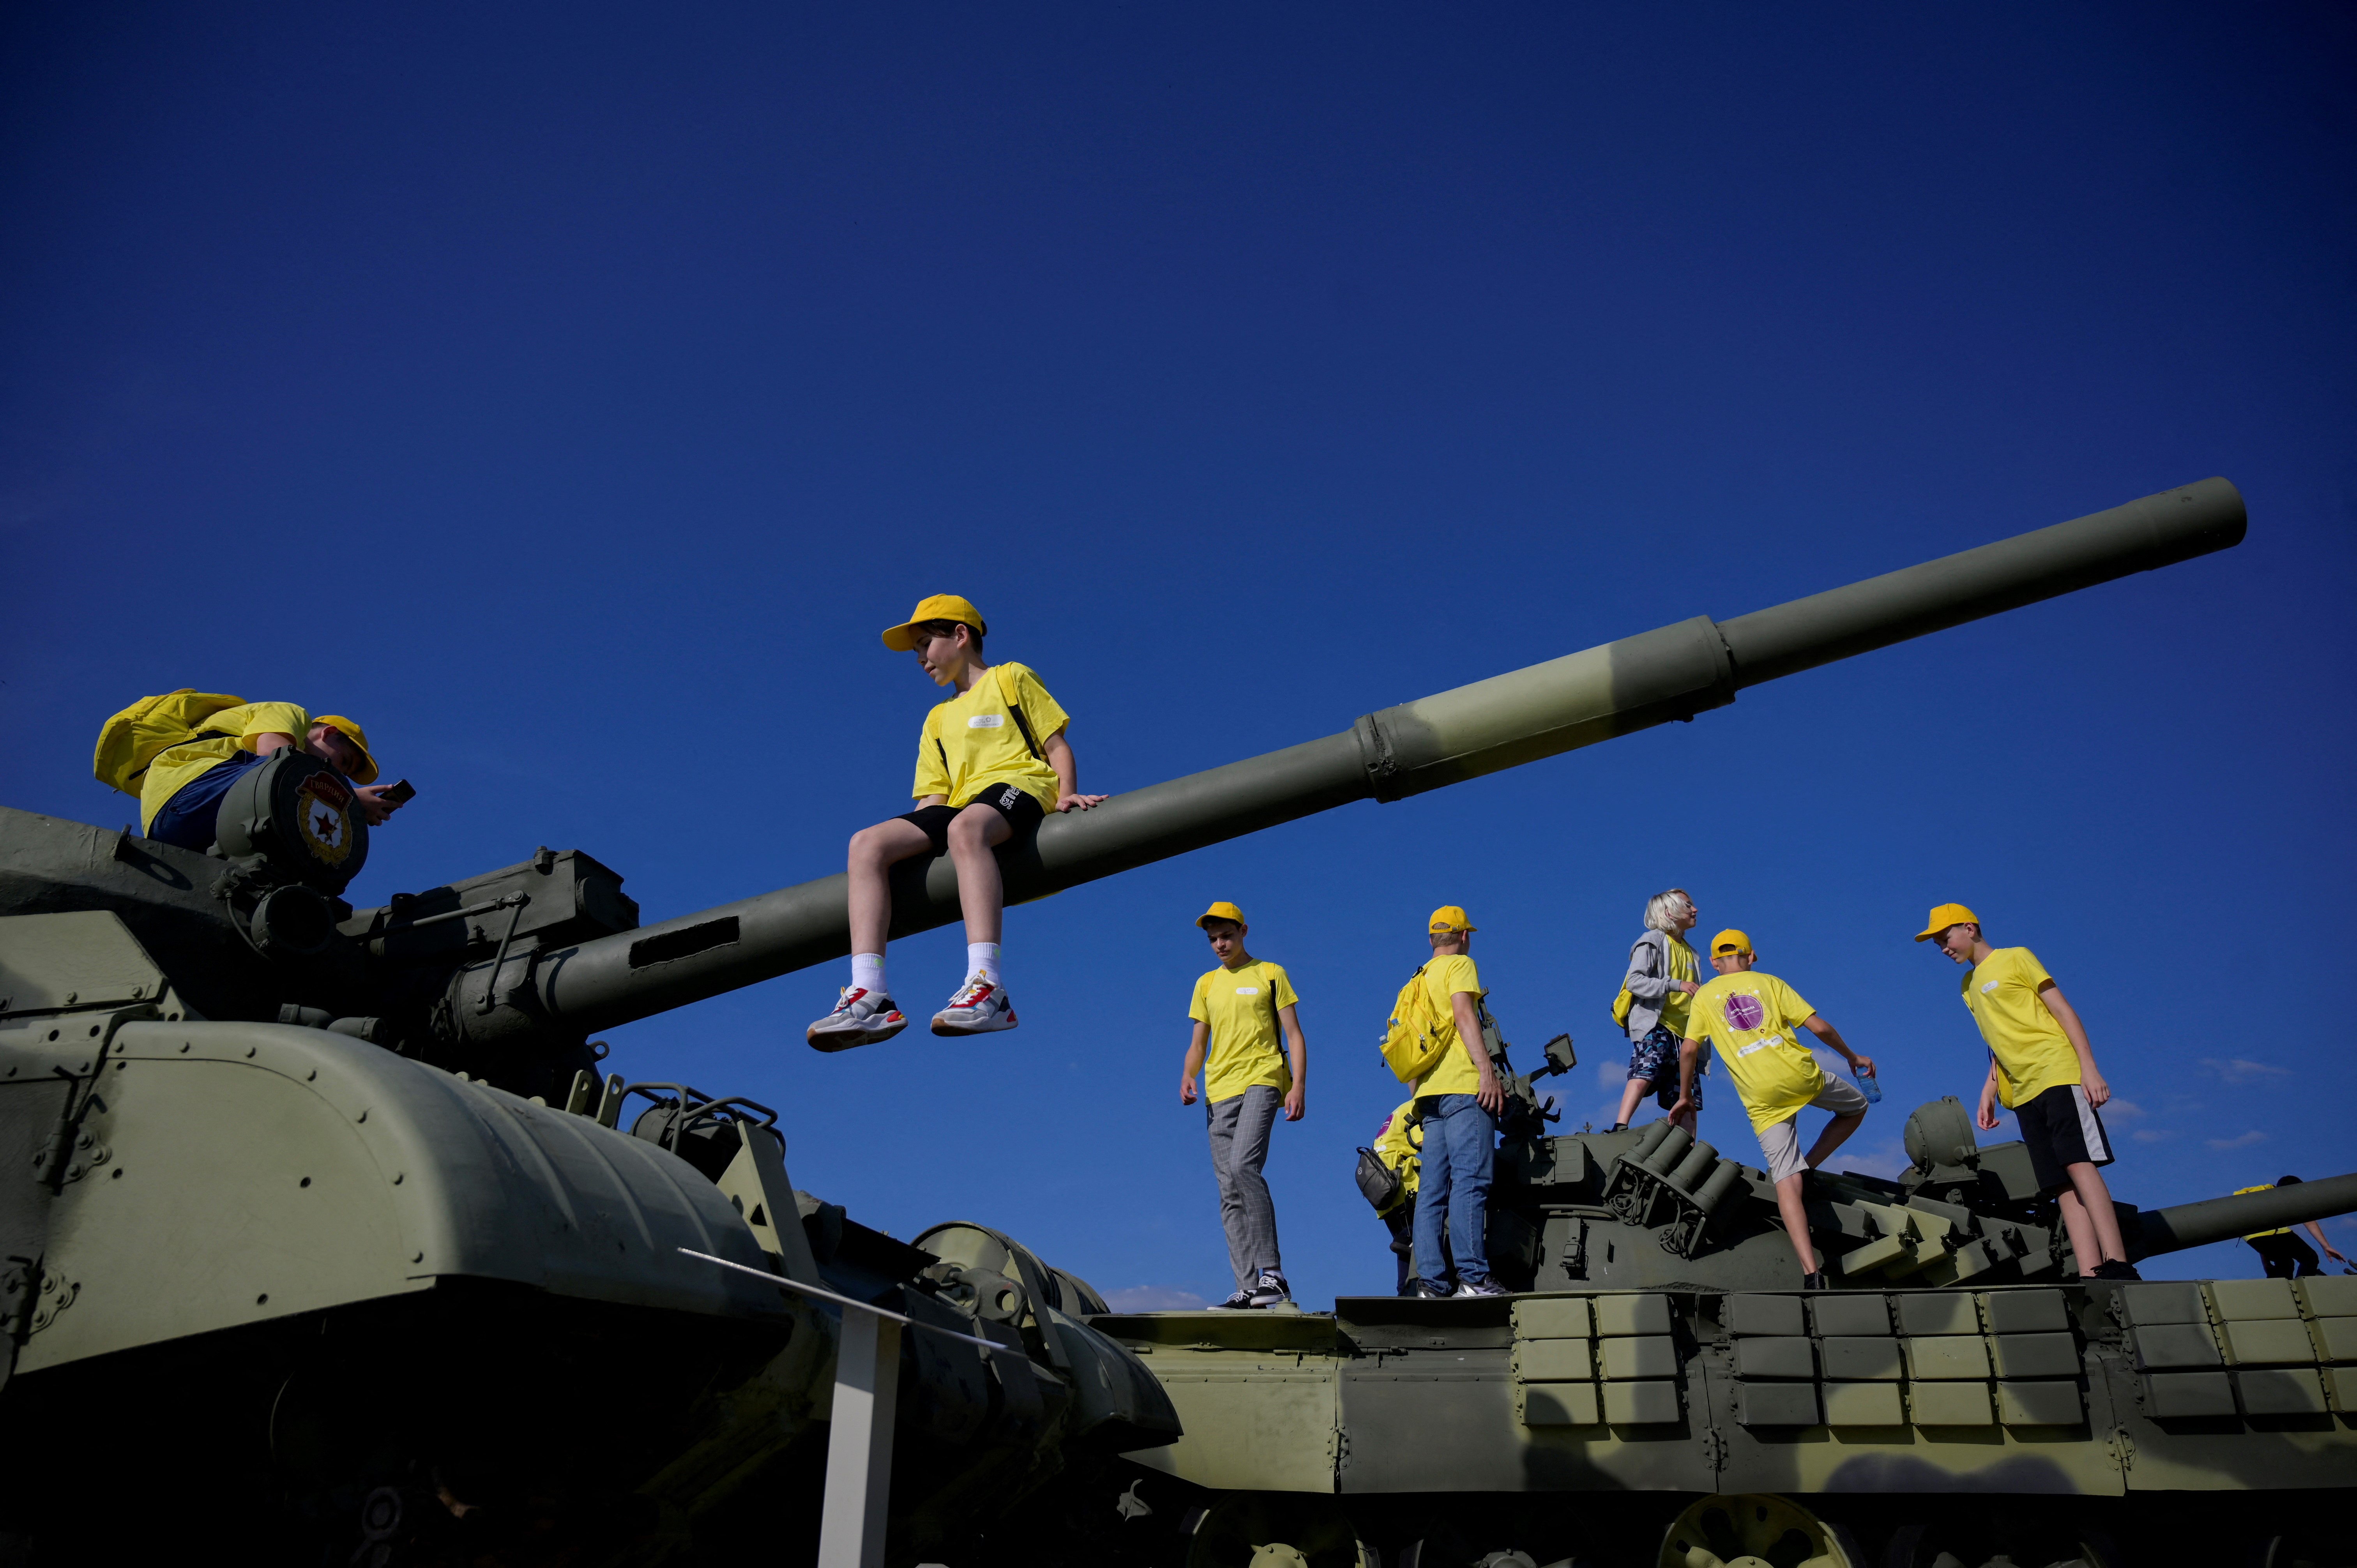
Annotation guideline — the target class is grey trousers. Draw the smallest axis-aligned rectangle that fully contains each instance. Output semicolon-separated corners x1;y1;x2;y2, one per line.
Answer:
1207;1084;1285;1290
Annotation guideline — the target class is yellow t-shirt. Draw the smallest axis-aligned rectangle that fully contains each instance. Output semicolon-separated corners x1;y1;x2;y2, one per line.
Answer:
1684;969;1826;1134
1373;1100;1423;1208
136;701;312;833
2235;1184;2290;1242
1413;954;1488;1098
1658;935;1701;1035
912;662;1069;812
1189;959;1299;1103
1959;947;2081;1109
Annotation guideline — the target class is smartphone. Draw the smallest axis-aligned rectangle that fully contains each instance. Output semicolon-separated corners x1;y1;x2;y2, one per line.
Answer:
382;779;417;804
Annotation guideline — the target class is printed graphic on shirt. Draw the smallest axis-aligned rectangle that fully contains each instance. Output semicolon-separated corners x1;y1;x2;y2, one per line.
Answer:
1686;970;1826;1134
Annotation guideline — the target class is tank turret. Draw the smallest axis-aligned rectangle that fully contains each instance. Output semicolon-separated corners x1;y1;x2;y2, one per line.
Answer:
1475;1068;2357;1290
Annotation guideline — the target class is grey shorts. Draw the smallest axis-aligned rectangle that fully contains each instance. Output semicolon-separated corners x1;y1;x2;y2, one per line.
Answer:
1755;1075;1870;1184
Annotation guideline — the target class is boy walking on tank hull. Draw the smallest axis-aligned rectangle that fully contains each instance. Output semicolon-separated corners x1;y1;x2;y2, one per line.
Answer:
1917;903;2141;1280
1407;906;1507;1300
807;595;1106;1049
1670;929;1875;1290
1180;902;1308;1309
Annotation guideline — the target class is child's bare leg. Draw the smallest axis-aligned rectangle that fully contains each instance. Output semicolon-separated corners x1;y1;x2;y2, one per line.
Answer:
1774;1173;1819;1277
846;818;935;954
2055;1187;2101;1275
944;803;1014;944
1804;1111;1865;1170
2063;1163;2128;1263
1613;1077;1653;1128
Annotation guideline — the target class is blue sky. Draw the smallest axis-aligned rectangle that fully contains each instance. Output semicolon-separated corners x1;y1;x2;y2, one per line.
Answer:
4;4;2353;1304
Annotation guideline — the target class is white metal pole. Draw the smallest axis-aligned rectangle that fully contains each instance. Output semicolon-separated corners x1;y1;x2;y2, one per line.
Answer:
817;1305;901;1568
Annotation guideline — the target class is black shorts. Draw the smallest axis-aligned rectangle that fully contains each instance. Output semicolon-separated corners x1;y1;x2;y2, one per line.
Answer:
898;783;1045;855
2013;1082;2115;1195
2249;1233;2322;1280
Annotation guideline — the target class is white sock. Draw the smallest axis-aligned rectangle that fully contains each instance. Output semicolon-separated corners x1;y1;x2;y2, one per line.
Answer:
966;942;1001;985
852;953;886;995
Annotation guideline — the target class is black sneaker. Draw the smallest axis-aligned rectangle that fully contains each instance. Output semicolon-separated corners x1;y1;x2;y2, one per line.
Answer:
1608;1123;1629;1133
1208;1289;1258;1310
1412;1281;1454;1300
1801;1271;1830;1291
2090;1259;2143;1281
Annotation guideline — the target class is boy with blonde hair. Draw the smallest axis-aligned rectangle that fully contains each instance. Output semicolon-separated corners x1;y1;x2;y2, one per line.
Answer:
1181;902;1307;1308
807;595;1106;1048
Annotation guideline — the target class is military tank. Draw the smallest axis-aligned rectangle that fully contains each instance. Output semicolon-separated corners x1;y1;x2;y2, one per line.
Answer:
1102;1078;2357;1568
4;476;2346;1566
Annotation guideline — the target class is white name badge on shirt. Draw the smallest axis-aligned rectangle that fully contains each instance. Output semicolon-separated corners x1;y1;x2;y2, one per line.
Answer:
1235;987;1259;995
968;714;1005;729
1737;1034;1783;1058
1981;980;1999;994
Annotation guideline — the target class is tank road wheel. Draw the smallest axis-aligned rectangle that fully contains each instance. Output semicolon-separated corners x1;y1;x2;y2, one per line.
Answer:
1883;1516;2116;1568
2253;1533;2357;1568
1658;1494;1861;1568
1184;1494;1373;1568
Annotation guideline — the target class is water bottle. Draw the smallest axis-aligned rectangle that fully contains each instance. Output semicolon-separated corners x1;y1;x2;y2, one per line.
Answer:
1855;1065;1883;1104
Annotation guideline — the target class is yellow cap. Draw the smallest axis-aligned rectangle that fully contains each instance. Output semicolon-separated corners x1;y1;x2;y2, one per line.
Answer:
1710;928;1753;956
1196;901;1246;929
1428;905;1477;934
309;715;379;785
882;594;989;652
1915;902;1980;943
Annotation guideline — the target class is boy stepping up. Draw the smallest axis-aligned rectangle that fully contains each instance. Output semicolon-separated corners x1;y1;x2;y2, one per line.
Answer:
1181;902;1308;1309
807;595;1106;1049
1917;903;2140;1280
1671;929;1876;1290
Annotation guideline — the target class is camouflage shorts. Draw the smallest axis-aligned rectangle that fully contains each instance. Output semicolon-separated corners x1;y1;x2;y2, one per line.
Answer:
1627;1024;1699;1109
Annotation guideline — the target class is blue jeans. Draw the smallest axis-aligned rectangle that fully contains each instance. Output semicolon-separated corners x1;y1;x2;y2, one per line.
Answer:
147;750;268;851
1412;1093;1496;1289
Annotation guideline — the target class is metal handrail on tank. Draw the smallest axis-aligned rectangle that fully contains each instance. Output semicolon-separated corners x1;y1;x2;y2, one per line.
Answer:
467;478;2244;1046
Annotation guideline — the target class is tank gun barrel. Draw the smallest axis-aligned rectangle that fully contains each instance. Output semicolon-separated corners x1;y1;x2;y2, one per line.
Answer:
2126;1172;2357;1262
497;478;2243;1043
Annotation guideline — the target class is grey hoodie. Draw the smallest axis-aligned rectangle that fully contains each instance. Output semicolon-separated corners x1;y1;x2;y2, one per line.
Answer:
1620;929;1699;1040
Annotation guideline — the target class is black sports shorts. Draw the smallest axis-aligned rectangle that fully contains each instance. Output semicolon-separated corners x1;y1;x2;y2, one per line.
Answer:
899;783;1046;855
2013;1082;2115;1195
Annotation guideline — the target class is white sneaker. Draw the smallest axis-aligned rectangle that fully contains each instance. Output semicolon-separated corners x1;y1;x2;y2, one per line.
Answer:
930;978;1018;1036
806;987;908;1051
